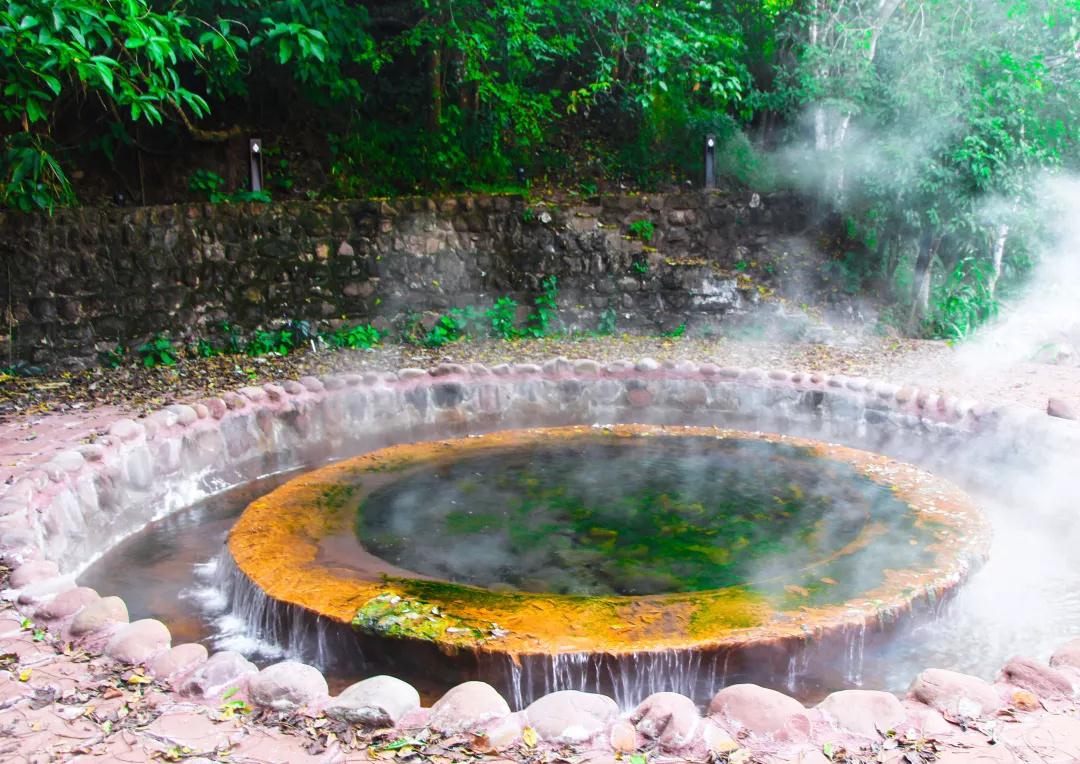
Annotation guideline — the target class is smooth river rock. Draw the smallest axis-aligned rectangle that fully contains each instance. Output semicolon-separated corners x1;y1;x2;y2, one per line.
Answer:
1000;656;1074;699
150;643;209;679
248;660;328;712
708;684;809;739
105;618;171;664
817;690;906;738
909;668;1003;715
35;586;98;620
428;681;510;734
324;675;420;728
631;692;702;750
525;690;619;744
179;650;257;698
69;596;128;636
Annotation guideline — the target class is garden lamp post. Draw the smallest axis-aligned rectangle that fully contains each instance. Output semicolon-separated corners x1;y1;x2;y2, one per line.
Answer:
704;134;717;189
249;138;264;192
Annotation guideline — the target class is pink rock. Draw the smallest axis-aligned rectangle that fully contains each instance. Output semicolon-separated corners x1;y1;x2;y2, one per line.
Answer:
708;684;809;739
1000;656;1073;699
17;575;75;603
909;668;1002;715
299;376;325;392
626;387;652;407
324;675;420;728
238;386;266;402
10;559;60;588
150;643;208;679
631;692;701;750
525;690;619;744
428;681;510;734
248;660;328;712
816;690;905;738
35;586;99;620
1050;639;1080;670
108;419;144;442
1048;397;1077;420
282;380;305;395
485;712;526;750
609;720;638;753
105;618;171;664
179;650;257;698
206;398;227;419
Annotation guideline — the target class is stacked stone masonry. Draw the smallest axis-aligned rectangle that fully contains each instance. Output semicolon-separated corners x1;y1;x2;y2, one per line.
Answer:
2;360;1080;762
0;192;809;365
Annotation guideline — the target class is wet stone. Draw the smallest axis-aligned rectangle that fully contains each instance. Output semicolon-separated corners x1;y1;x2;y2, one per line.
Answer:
428;681;510;734
324;675;420;728
248;660;328;712
525;690;619;744
179;650;258;698
35;586;98;620
104;618;171;664
816;689;905;738
1000;656;1074;699
708;684;809;739
632;691;701;750
69;595;128;636
150;643;208;679
909;668;1003;715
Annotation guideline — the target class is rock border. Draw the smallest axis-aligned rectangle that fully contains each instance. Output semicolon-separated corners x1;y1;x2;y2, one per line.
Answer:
3;358;1080;762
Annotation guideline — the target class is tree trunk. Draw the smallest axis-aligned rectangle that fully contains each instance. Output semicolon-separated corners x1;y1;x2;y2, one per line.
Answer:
908;227;939;332
987;223;1009;299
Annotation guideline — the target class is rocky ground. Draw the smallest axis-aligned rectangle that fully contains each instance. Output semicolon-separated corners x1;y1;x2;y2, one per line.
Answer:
3;335;1080;763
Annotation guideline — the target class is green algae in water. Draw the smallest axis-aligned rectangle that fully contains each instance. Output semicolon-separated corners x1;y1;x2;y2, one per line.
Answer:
355;436;941;603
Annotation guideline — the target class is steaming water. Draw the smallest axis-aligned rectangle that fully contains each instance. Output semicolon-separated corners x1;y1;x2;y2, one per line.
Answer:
355;436;932;601
79;435;1080;708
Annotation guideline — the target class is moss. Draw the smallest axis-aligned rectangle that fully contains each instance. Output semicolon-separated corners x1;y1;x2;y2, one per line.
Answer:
353;593;494;642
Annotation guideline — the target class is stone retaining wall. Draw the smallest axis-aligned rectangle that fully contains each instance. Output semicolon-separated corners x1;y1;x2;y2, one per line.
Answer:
0;192;811;366
2;361;1080;762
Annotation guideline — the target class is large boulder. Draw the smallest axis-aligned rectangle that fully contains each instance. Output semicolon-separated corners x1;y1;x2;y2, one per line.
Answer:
105;619;171;664
179;650;257;698
248;661;328;712
631;692;702;750
908;668;1002;715
1000;657;1074;700
817;690;905;738
70;596;128;636
428;681;510;734
525;690;619;744
708;684;809;739
325;675;420;728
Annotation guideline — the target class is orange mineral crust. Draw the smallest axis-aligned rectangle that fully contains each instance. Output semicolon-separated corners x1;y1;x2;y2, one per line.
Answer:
227;425;990;657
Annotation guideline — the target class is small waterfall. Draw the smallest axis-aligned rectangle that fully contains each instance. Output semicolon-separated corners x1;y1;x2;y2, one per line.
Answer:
188;549;364;673
499;648;741;710
844;623;867;685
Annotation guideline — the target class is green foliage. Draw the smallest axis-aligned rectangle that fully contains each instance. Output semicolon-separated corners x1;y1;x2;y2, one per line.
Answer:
628;220;655;242
324;323;382;350
631;259;650;275
662;324;687;339
487;297;519;340
188;169;271;203
0;0;209;211
423;313;466;348
524;276;559;339
136;335;179;367
925;257;999;340
99;344;127;369
188;169;225;200
597;307;618;336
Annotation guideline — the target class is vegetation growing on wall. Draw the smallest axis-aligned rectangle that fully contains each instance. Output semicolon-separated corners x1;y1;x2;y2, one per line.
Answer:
2;0;1078;339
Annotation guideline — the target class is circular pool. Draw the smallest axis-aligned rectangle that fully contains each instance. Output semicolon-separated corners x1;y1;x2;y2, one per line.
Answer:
227;424;989;670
